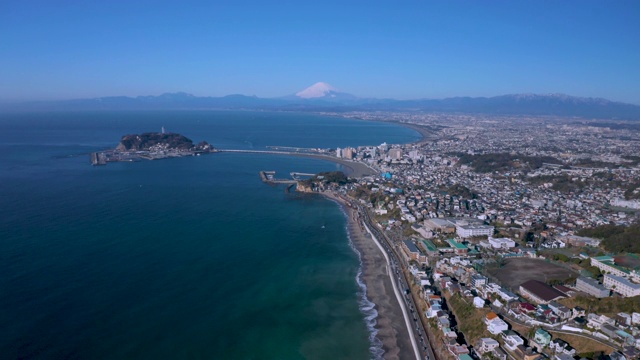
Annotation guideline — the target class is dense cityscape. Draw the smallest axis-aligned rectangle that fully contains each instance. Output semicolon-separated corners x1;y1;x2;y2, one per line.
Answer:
305;112;640;360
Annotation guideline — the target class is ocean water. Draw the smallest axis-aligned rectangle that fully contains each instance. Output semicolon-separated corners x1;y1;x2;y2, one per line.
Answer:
0;110;419;359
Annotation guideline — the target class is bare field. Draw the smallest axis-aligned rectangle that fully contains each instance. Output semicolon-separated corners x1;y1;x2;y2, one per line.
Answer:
488;258;577;290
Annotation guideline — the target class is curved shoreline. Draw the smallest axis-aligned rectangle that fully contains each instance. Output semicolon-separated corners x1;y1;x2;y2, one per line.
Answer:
322;191;416;360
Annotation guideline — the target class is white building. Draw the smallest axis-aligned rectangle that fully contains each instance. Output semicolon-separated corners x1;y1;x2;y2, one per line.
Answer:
603;274;640;297
488;236;516;249
485;312;509;335
455;223;494;238
475;338;499;355
473;297;485;308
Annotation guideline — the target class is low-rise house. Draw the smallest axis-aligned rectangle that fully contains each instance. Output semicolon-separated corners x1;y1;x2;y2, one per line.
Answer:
446;339;469;356
442;327;457;339
532;328;552;349
426;301;442;318
600;324;622;340
587;313;615;330
515;345;541;360
491;346;508;360
437;314;451;329
549;339;575;357
473;296;485;308
485;312;509;334
548;301;572;320
475;338;499;354
571;306;586;318
502;330;525;351
571;316;587;327
617;312;632;327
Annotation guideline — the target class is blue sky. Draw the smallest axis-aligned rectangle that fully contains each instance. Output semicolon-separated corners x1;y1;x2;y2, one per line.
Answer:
1;1;639;103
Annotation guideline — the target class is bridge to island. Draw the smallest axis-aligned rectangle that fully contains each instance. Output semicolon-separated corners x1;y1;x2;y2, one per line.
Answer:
217;149;320;156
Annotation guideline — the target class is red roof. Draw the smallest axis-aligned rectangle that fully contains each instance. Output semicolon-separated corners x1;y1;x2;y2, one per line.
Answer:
520;280;566;302
519;302;536;312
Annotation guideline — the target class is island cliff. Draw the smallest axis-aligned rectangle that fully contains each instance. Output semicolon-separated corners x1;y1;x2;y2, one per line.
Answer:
116;133;214;152
91;132;216;165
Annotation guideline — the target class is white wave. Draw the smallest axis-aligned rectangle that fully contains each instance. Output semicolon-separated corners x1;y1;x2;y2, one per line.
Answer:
326;197;384;359
345;218;385;360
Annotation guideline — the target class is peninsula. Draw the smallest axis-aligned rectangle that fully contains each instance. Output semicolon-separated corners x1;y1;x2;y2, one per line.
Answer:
90;132;216;165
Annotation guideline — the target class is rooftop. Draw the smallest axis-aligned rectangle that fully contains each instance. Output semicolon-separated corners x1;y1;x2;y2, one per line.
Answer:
520;280;567;302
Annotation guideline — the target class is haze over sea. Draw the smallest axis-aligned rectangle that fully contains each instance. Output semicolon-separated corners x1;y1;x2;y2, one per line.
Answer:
0;110;420;359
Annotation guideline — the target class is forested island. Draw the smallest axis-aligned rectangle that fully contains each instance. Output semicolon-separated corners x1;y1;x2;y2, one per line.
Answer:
91;132;216;165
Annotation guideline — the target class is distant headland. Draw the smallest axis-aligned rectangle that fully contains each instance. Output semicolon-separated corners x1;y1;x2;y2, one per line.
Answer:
91;132;216;165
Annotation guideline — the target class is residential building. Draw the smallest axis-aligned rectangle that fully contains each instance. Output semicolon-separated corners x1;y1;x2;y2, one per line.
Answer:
548;301;572;319
475;338;499;354
485;312;509;334
532;328;551;349
501;330;524;351
471;274;487;289
491;347;507;360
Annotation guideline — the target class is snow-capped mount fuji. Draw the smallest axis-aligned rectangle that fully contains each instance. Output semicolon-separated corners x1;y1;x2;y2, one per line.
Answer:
293;82;357;100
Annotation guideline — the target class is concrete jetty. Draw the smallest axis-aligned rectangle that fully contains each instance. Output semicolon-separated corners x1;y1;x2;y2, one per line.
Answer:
259;171;297;184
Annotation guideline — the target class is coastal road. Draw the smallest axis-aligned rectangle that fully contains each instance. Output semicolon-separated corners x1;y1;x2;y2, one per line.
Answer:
358;205;436;360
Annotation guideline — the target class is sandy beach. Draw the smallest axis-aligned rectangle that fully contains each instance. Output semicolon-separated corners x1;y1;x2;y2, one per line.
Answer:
322;191;414;360
280;152;377;177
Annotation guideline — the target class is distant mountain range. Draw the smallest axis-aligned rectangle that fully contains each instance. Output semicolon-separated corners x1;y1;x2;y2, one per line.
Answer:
3;82;640;119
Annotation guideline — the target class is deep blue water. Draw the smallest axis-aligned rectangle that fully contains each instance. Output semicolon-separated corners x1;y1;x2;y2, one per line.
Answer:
0;110;419;359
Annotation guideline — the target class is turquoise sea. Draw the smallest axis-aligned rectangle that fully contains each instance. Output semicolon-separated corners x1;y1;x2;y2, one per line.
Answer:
0;110;420;359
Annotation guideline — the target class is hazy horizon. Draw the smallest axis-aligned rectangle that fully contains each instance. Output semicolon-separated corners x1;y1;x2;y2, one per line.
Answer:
1;1;639;104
